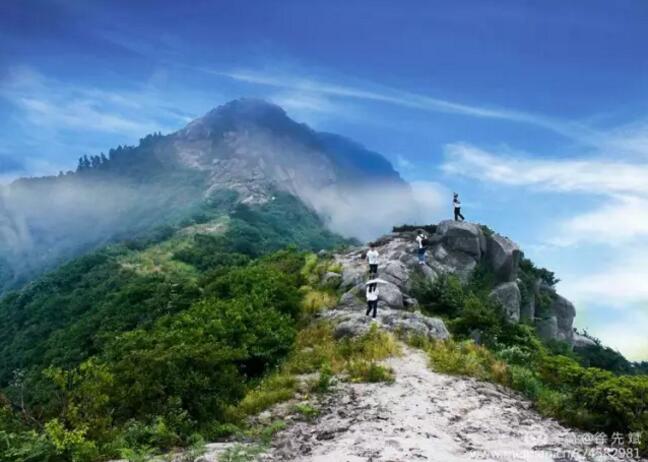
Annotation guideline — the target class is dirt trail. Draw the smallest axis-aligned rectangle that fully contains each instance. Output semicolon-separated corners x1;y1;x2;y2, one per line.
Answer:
258;347;638;462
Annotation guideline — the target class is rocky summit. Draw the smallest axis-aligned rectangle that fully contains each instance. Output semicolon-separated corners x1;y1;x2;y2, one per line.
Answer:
322;220;577;346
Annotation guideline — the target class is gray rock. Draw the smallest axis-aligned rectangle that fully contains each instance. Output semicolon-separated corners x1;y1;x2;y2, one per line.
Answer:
381;311;450;340
572;333;597;348
420;264;439;283
519;284;535;323
338;288;363;310
377;281;404;310
380;260;410;289
551;295;576;343
321;271;342;289
535;316;558;341
333;317;371;339
403;294;418;309
486;233;521;283
436;220;485;258
338;255;367;290
489;282;521;323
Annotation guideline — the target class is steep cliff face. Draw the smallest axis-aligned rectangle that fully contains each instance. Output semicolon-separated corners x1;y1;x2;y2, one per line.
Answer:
326;220;577;345
170;98;407;205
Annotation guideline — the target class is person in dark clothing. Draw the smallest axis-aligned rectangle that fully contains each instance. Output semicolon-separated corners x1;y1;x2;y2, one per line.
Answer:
366;282;379;318
453;193;465;221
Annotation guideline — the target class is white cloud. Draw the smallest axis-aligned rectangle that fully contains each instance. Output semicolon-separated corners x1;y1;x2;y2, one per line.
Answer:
554;196;648;245
563;262;648;307
210;68;594;140
0;66;184;137
442;143;648;196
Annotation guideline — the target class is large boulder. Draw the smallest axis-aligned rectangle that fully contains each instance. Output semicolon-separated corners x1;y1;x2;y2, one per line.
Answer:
429;243;477;282
520;294;535;323
436;220;485;258
486;233;521;283
381;311;450;340
339;258;366;289
535;316;558;341
376;281;404;310
572;333;597;349
380;260;410;290
489;282;521;323
551;294;576;343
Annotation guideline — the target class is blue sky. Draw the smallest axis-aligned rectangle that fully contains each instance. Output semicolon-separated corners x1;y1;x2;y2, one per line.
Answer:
1;0;648;359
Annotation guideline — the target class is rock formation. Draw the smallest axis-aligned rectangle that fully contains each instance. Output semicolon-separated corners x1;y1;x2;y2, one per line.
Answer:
325;220;579;346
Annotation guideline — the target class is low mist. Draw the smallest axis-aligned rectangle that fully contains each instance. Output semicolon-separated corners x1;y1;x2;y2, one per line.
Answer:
301;180;449;241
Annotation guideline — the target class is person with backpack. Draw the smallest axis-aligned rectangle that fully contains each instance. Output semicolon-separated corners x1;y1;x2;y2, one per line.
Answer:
453;193;465;221
365;282;379;318
366;243;379;276
416;230;427;264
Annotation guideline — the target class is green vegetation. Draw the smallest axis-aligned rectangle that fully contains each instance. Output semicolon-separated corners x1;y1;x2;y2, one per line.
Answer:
0;193;351;461
411;268;648;456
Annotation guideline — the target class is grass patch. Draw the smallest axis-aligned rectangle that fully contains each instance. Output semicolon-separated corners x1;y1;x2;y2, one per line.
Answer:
227;373;298;421
426;339;510;385
293;403;320;421
346;360;395;383
300;288;338;316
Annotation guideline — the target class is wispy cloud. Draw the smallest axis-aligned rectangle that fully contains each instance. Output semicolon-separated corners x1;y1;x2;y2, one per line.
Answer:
0;67;183;137
442;143;648;196
209;68;596;140
555;196;648;245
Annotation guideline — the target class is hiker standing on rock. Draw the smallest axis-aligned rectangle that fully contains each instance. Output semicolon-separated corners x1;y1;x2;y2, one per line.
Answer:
416;230;427;265
365;282;379;318
366;243;379;276
453;193;465;221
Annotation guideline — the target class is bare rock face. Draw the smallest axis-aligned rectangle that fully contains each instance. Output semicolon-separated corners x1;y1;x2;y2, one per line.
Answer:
535;316;559;341
573;333;598;349
486;233;521;283
489;282;521;323
377;281;404;310
436;220;486;259
551;295;576;343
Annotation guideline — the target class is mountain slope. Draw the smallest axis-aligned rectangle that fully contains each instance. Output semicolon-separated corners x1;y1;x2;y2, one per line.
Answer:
0;98;406;294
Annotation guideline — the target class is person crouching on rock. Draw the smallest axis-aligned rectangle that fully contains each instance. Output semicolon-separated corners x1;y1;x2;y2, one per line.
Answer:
453;193;465;221
366;283;379;318
416;230;427;265
366;243;379;276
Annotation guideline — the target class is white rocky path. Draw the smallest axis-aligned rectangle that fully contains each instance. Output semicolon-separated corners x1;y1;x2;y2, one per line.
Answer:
259;347;633;462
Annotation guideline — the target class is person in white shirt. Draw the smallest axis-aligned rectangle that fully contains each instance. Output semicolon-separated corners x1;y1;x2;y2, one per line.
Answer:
453;193;465;221
416;231;426;264
366;282;379;318
366;244;379;276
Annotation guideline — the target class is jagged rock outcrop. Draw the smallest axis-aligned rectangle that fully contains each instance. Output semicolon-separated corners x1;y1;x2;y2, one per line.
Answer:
328;220;579;346
535;316;559;341
486;232;521;283
489;282;521;323
551;294;577;343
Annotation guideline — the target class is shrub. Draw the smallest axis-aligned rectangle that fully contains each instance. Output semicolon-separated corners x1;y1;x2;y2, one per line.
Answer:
413;274;466;317
509;365;543;400
427;340;509;385
300;288;337;316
